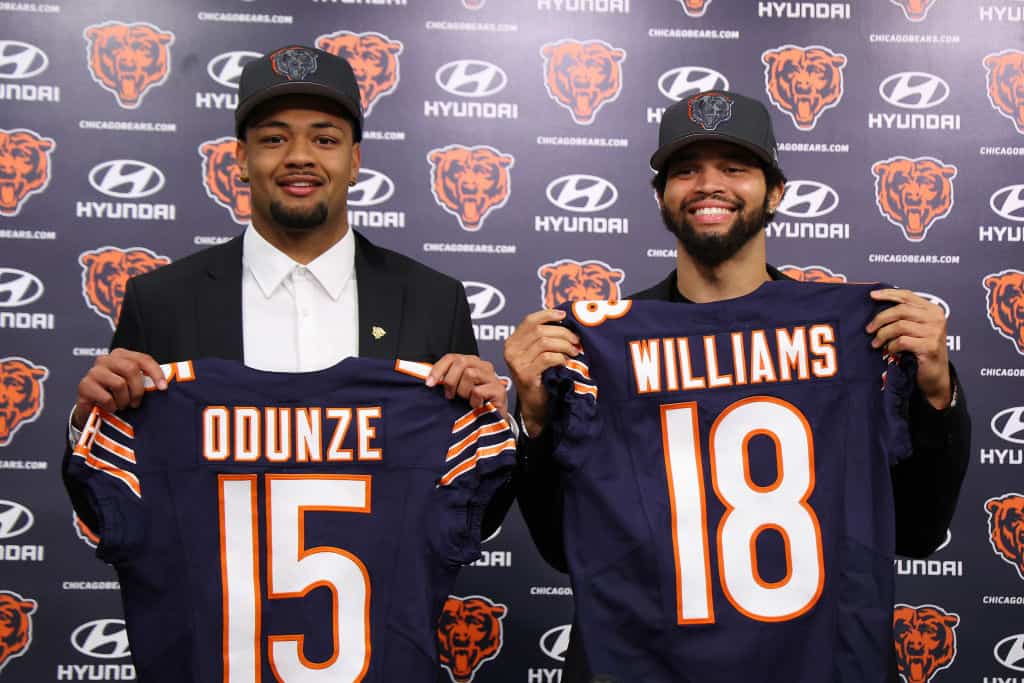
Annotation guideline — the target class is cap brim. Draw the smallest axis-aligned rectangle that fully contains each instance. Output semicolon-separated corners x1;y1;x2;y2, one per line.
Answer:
650;132;774;172
235;82;362;140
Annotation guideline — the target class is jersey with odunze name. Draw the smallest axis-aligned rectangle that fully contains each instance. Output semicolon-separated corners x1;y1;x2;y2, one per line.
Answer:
66;357;515;683
545;283;915;683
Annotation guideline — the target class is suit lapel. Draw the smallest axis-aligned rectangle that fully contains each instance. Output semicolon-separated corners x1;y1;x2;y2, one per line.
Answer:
354;232;403;359
197;236;244;361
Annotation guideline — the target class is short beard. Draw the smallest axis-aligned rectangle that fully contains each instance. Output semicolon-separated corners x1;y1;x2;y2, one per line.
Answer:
270;200;328;231
661;196;770;268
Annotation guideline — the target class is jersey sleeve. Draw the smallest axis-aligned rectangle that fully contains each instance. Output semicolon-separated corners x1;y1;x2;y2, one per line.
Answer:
542;335;602;470
437;403;516;564
65;406;147;562
879;350;917;466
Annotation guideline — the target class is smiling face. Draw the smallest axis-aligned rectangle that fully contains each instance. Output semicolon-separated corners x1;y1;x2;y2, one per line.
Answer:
236;95;360;240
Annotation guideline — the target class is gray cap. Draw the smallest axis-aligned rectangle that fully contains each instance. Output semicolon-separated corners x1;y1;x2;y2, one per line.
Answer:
235;45;363;141
650;90;781;174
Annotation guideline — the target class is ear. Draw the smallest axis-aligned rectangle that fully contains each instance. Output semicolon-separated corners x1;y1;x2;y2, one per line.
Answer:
542;44;556;59
498;154;514;168
349;143;361;185
986;498;1002;515
490;604;507;619
830;53;847;68
609;269;624;283
983;275;999;291
871;161;889;180
942;614;960;628
158;32;174;46
762;51;779;68
539;266;555;279
85;26;100;41
611;48;626;63
80;253;98;268
235;140;248;174
30;367;48;380
766;181;785;214
387;40;403;55
983;54;997;70
941;165;956;179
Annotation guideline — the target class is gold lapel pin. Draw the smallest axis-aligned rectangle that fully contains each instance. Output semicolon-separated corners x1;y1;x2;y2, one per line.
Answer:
371;325;387;340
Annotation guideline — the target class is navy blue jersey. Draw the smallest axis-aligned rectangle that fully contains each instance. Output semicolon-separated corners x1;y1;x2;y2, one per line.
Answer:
544;282;915;683
66;357;515;683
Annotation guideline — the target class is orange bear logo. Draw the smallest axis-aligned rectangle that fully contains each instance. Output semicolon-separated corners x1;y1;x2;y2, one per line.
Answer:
985;493;1024;579
79;247;171;330
437;595;507;683
983;270;1024;355
428;144;514;231
83;21;174;109
0;128;55;218
762;45;847;131
893;604;959;683
538;259;625;310
777;265;847;283
677;0;712;17
889;0;939;22
541;39;626;125
198;137;249;225
0;591;36;674
315;31;402;116
983;50;1024;136
872;157;956;242
0;357;48;448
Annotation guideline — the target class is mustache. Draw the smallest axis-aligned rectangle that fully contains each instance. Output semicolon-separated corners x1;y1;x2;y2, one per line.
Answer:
681;192;743;212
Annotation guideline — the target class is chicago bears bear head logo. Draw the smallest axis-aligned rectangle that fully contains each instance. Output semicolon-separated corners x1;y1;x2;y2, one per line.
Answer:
983;50;1024;136
677;0;712;17
437;595;507;683
83;21;174;109
688;92;733;130
541;39;626;125
893;604;959;683
986;493;1024;579
199;137;249;225
890;0;938;22
79;247;171;330
0;358;48;448
0;591;36;673
983;270;1024;355
538;259;624;309
0;128;55;218
762;45;846;131
428;144;513;231
269;45;317;81
315;31;402;116
872;157;956;242
777;265;847;283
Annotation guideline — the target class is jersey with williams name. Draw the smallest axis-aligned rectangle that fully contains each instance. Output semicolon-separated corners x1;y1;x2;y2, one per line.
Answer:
66;357;515;683
545;282;915;682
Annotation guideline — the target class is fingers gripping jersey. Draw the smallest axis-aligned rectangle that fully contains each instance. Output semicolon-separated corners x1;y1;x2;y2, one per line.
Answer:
544;283;915;683
66;358;515;682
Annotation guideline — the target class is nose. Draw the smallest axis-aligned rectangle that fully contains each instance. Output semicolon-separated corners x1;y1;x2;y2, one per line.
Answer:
283;137;316;169
691;166;727;195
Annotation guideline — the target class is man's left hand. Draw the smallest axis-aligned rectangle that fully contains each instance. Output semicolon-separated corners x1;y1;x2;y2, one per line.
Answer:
427;354;508;418
867;288;952;410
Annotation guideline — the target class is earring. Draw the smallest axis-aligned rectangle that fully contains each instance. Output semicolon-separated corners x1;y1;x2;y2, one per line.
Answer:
239;173;249;183
348;180;356;187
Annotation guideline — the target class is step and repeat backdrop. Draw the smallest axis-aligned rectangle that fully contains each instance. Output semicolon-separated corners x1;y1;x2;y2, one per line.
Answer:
1;0;1023;681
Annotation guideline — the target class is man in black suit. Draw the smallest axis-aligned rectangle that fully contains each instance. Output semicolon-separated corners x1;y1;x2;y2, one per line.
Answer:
65;46;506;514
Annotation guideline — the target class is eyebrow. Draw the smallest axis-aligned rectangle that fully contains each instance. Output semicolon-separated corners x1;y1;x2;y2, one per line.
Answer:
671;150;759;166
249;120;343;132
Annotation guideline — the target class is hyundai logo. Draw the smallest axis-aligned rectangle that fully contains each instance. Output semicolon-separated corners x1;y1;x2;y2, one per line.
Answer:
207;50;261;89
348;168;395;206
990;185;1024;223
436;59;507;98
879;72;950;110
0;500;34;540
463;281;506;320
777;180;839;218
935;529;952;553
0;40;48;80
89;160;165;199
0;268;44;308
71;619;131;659
994;634;1024;672
546;175;618;213
913;291;950;319
482;525;502;544
657;66;729;101
992;407;1024;445
540;624;572;662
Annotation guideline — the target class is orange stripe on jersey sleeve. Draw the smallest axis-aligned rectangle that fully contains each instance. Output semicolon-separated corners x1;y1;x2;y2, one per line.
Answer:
573;382;598;399
98;408;135;438
565;359;591;379
439;438;516;486
446;422;510;462
79;451;142;498
94;431;137;464
452;405;498;433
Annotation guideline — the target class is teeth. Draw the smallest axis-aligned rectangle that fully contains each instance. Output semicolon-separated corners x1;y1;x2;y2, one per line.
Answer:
694;207;731;216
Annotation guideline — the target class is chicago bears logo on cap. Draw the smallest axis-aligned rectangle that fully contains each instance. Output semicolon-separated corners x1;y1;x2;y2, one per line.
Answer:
983;50;1024;135
893;604;959;682
269;46;317;81
538;259;624;310
688;92;733;131
983;270;1024;356
541;39;626;125
0;128;54;217
315;31;402;116
0;590;37;673
985;492;1024;579
677;0;713;16
437;595;507;683
777;265;847;283
762;45;846;131
889;0;938;22
198;137;249;225
79;247;171;330
83;21;174;109
427;144;513;231
871;156;956;242
0;357;48;448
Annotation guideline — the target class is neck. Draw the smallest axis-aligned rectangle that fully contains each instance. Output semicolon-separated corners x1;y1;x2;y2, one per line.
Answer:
251;219;348;265
674;232;770;303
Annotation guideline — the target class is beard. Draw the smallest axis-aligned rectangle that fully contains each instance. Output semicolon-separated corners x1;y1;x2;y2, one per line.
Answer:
661;195;771;268
270;200;329;231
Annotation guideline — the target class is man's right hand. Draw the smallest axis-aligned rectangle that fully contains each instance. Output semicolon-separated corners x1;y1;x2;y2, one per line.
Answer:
503;309;581;438
72;349;167;429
